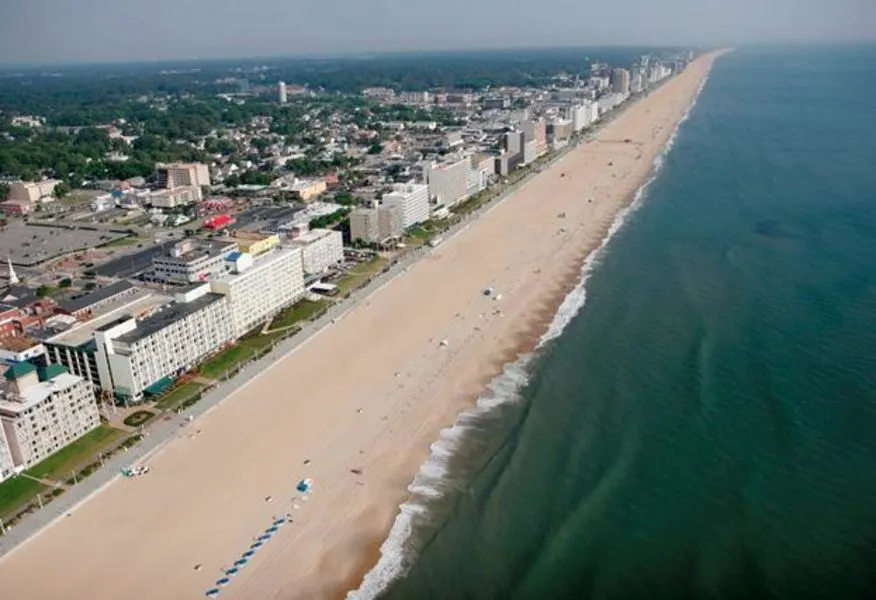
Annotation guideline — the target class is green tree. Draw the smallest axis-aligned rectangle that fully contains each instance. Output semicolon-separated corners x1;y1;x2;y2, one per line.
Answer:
53;181;71;199
59;278;72;288
36;285;53;297
0;182;9;201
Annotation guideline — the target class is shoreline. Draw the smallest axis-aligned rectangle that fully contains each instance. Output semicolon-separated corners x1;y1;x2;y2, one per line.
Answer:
0;51;725;600
345;55;721;600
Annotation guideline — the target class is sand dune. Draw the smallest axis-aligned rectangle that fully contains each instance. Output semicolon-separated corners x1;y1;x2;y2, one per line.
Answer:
0;51;723;600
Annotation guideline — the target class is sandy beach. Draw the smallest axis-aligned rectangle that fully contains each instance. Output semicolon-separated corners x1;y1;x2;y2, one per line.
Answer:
0;51;722;599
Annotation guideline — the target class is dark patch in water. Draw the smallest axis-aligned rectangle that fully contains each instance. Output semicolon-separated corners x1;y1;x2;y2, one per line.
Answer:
754;219;797;239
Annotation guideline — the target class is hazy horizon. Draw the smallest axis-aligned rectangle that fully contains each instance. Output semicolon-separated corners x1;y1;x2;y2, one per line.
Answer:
1;0;874;64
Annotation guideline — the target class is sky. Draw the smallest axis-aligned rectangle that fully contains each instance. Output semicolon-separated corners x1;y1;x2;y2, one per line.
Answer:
1;0;875;64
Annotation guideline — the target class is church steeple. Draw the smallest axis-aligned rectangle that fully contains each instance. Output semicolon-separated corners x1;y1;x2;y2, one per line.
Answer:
7;257;18;285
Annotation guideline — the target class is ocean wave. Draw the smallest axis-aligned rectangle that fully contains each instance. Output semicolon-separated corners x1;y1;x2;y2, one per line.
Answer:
348;77;710;600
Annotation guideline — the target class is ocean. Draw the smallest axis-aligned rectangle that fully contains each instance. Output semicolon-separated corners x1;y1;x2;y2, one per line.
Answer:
355;46;876;599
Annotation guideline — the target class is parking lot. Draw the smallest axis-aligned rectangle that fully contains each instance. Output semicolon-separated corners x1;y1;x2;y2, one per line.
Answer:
0;223;128;266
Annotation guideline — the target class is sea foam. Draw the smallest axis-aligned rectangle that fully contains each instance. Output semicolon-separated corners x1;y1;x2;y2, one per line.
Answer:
348;76;710;600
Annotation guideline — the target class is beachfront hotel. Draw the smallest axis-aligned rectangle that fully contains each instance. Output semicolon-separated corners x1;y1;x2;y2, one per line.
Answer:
43;287;171;394
423;158;470;208
209;246;305;337
288;229;344;275
381;183;430;230
350;202;405;243
93;285;235;403
0;362;99;473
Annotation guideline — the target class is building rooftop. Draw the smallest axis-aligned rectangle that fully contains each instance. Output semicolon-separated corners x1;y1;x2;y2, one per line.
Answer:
0;336;40;353
57;281;137;315
114;292;226;345
155;239;237;265
0;371;85;415
45;290;171;348
291;228;338;244
4;361;36;381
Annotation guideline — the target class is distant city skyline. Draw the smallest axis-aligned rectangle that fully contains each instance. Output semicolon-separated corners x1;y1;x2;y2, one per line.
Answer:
0;0;875;64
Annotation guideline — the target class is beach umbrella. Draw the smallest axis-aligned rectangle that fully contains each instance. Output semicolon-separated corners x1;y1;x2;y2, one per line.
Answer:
267;526;279;533
205;589;220;598
225;567;239;576
258;534;272;541
217;578;231;587
251;541;264;549
243;550;256;558
234;559;248;567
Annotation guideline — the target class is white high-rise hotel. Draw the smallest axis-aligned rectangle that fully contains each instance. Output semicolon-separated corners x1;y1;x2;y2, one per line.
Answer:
290;229;344;274
381;183;430;229
94;286;235;402
210;247;306;337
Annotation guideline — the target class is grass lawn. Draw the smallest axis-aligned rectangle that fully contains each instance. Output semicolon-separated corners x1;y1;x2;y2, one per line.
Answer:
154;381;204;411
25;424;125;482
198;345;256;379
271;299;330;330
239;332;282;353
0;476;46;520
337;256;389;295
407;225;433;240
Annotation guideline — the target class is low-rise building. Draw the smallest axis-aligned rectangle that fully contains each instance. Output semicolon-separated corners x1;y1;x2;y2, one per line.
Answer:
152;239;239;284
94;285;234;402
0;362;99;472
149;186;200;208
210;247;305;337
231;232;280;256
289;229;344;274
7;180;60;204
381;183;430;229
289;179;328;202
0;199;34;216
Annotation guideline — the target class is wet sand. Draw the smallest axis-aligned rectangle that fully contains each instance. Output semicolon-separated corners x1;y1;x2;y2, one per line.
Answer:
0;51;723;600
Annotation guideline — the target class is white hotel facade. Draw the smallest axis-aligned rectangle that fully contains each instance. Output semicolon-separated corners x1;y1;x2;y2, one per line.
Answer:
94;286;235;401
289;229;344;275
210;247;306;336
381;183;430;229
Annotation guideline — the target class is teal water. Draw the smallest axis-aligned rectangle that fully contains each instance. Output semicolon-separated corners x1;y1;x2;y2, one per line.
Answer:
361;47;876;600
